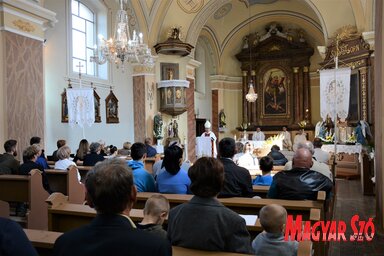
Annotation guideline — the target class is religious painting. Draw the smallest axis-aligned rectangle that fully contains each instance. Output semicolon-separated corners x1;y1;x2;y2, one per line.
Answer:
61;89;68;123
175;87;183;104
166;88;174;104
94;89;101;123
262;68;288;115
105;90;119;123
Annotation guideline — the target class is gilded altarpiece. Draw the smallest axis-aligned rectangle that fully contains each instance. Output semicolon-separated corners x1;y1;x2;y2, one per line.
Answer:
236;25;314;130
320;29;373;125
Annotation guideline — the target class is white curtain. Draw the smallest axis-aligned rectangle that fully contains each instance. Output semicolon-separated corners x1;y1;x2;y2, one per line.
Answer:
67;88;95;128
320;68;351;122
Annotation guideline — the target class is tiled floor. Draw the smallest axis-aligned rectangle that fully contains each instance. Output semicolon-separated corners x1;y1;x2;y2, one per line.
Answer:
329;179;384;256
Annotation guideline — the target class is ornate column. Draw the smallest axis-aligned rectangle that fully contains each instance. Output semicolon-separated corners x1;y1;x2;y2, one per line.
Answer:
359;66;368;121
242;71;248;123
0;1;56;151
292;67;301;125
132;66;156;143
374;0;383;234
303;66;311;124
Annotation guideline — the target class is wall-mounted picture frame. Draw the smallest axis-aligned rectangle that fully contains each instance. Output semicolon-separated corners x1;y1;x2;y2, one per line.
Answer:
106;90;119;123
94;89;101;123
61;88;68;123
262;67;288;116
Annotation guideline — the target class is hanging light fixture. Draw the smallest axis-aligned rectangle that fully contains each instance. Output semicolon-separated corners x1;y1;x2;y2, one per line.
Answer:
245;5;257;103
246;79;257;102
90;0;154;70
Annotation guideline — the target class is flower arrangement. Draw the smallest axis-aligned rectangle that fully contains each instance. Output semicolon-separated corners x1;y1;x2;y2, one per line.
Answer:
240;122;250;131
263;134;284;147
320;132;334;144
346;132;357;144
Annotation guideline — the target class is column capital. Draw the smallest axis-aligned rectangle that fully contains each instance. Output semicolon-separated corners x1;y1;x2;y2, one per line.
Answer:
251;70;256;76
132;65;155;76
293;67;300;73
0;0;57;41
242;71;248;76
303;66;309;73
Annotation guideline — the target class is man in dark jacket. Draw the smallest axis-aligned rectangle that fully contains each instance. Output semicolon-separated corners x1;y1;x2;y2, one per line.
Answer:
53;158;171;256
0;139;19;174
218;138;254;198
268;148;333;200
267;145;288;166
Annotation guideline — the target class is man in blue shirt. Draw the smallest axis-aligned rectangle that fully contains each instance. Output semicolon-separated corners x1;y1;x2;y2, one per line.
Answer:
30;136;49;169
145;137;157;157
127;142;156;192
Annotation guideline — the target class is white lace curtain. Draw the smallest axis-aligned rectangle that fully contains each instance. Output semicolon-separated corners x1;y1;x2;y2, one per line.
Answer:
66;88;95;128
320;68;351;122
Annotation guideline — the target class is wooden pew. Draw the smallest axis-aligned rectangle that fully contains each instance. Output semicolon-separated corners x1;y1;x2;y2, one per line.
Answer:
0;170;49;229
76;166;93;182
24;228;312;256
252;185;269;197
45;194;262;238
135;192;325;218
45;166;85;204
24;228;62;256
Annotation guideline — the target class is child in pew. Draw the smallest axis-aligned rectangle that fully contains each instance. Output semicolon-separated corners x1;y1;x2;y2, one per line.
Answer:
137;194;170;240
252;204;298;256
252;156;273;186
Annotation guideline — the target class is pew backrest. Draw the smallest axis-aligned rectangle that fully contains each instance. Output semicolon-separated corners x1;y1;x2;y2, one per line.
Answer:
0;170;49;229
45;167;85;204
24;228;312;256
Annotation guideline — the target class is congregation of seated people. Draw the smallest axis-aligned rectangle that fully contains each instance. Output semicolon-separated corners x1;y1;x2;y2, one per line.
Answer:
0;134;335;256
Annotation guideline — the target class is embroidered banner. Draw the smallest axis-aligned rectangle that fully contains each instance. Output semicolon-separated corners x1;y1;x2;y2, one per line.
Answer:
320;68;351;122
66;88;95;128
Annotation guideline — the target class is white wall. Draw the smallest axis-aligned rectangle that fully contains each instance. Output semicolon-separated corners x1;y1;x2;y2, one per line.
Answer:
194;41;212;121
44;0;135;154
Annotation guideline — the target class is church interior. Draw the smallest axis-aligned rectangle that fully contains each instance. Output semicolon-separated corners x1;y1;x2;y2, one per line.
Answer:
0;0;384;255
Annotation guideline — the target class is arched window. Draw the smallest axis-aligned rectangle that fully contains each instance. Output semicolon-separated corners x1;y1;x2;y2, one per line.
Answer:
70;0;108;80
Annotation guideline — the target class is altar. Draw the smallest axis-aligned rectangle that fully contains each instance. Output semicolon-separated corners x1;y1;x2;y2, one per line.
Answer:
321;144;362;178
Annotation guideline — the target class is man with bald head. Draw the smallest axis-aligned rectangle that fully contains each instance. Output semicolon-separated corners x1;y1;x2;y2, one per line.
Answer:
268;148;333;200
284;141;333;181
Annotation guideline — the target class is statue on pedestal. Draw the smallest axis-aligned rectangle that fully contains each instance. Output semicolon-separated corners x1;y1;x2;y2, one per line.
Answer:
153;112;163;140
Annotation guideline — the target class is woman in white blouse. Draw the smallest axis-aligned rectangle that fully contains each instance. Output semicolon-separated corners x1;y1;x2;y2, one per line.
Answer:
54;146;81;181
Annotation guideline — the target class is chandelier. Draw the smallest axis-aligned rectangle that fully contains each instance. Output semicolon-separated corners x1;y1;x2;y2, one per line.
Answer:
90;0;154;70
246;79;258;102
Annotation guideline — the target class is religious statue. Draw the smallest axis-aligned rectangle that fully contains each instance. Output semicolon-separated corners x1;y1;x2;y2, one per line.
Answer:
168;122;174;137
153;112;163;140
219;109;226;128
167;69;174;80
173;120;179;138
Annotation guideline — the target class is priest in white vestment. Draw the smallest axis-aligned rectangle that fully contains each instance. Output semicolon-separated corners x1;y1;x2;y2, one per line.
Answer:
281;126;292;151
201;120;217;157
252;127;265;141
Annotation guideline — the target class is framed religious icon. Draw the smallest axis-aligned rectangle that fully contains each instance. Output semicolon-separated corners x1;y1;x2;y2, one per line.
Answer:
61;89;68;123
262;67;289;116
94;89;101;123
175;87;183;103
166;87;174;104
105;90;119;123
